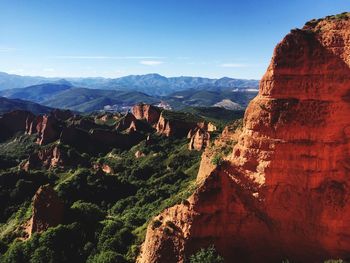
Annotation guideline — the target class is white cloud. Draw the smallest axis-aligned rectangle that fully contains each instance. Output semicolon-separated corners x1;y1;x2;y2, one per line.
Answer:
220;63;248;68
140;60;164;66
50;56;166;60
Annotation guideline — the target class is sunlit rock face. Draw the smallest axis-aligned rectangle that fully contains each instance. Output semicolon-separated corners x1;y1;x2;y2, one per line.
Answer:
132;103;161;125
138;15;350;263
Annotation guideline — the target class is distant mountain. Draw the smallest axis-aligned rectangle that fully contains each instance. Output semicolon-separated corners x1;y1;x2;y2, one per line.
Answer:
0;71;259;96
86;74;259;96
163;87;257;110
42;88;159;112
0;97;52;115
0;83;72;103
0;72;259;112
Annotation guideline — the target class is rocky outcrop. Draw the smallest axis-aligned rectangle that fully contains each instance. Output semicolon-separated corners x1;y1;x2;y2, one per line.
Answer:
25;114;40;135
115;112;137;131
138;14;350;262
21;144;82;170
26;185;64;237
188;128;210;151
187;122;217;151
132;103;161;125
156;112;198;138
36;115;61;145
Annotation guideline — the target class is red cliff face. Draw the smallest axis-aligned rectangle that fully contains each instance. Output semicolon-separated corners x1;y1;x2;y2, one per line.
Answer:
26;185;64;237
36;115;61;145
187;122;217;151
138;14;350;263
188;128;210;151
21;144;73;170
132;103;161;125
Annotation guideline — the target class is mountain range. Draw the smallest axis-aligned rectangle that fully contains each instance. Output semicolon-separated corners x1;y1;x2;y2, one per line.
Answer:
0;72;258;95
0;72;259;113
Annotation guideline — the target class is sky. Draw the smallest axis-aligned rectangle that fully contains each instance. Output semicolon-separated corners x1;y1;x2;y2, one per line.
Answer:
0;0;349;79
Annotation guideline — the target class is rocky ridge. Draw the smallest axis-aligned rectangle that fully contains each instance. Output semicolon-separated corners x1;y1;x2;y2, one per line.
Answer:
138;14;350;263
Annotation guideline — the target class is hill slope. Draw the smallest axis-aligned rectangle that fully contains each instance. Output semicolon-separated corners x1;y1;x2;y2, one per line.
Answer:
43;88;159;112
0;83;72;103
0;97;52;114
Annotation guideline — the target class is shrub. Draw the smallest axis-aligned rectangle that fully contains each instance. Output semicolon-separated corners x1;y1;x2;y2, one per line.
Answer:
88;251;126;263
71;200;106;223
211;153;223;166
189;245;224;263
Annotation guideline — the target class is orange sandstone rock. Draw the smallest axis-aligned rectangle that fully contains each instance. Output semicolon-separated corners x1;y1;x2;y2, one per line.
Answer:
138;14;350;263
132;103;161;125
188;128;210;151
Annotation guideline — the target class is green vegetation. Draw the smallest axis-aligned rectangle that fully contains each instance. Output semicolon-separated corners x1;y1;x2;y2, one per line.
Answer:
0;103;246;262
0;128;201;262
189;245;224;263
305;12;350;28
183;107;244;129
0;134;38;168
211;153;223;165
165;87;257;110
162;110;203;123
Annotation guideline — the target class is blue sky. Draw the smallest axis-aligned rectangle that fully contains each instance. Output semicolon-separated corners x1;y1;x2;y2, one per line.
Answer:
0;0;349;79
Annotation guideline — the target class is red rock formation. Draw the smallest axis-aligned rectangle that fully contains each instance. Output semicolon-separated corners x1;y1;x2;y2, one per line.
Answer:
132;103;161;125
21;145;69;170
187;122;217;151
36;115;61;145
25;114;39;135
138;14;350;263
188;128;210;151
156;112;198;138
115;112;137;131
27;185;64;237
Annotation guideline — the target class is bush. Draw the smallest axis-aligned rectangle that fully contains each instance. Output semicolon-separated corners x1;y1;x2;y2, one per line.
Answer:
71;200;106;223
88;251;126;263
211;153;223;166
189;245;224;263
